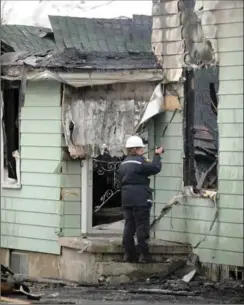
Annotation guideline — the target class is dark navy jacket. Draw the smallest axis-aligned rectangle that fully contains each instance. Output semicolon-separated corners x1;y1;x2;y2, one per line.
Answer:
118;154;162;208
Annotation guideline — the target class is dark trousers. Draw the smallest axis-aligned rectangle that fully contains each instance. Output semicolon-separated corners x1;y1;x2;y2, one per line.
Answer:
122;206;151;257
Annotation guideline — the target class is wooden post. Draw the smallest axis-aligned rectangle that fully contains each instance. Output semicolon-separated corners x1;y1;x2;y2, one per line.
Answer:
81;157;93;234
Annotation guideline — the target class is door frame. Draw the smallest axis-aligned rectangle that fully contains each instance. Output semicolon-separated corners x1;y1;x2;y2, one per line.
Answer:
81;158;93;234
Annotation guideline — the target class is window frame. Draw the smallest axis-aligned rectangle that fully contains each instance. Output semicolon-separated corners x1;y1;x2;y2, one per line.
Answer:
0;89;21;189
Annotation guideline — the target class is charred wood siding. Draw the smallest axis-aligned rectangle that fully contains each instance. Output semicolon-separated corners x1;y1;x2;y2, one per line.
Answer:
151;0;243;267
62;82;156;158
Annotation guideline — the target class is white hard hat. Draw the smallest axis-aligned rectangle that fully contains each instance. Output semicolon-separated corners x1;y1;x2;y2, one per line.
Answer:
125;136;145;148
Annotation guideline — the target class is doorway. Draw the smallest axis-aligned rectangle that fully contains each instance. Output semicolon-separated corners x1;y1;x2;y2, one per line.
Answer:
92;151;126;230
91;130;149;232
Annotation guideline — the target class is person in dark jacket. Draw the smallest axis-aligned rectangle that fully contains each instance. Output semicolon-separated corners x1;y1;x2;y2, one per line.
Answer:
118;135;164;263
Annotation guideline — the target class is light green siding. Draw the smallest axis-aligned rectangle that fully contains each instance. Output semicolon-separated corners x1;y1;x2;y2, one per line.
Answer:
61;160;81;237
214;8;243;266
1;80;62;255
152;8;243;267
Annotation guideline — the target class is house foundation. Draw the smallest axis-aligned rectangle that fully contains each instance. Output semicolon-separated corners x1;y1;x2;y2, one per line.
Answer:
1;237;191;284
2;237;242;283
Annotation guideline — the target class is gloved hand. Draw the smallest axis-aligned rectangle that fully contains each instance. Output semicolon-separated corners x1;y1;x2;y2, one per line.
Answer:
155;146;164;155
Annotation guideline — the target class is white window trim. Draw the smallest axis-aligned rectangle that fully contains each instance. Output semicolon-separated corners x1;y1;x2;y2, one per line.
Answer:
0;92;21;189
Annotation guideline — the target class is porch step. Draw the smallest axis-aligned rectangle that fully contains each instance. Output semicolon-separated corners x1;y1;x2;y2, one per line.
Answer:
58;237;192;284
97;259;186;284
59;236;191;255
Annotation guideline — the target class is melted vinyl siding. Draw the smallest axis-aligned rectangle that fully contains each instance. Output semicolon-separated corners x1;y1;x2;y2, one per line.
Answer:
152;1;244;81
1;81;62;255
61;160;81;237
152;4;243;267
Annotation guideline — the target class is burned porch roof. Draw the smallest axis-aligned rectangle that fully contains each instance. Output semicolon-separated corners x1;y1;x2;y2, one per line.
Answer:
1;16;163;160
13;48;159;71
1;15;160;72
0;24;56;54
36;14;157;70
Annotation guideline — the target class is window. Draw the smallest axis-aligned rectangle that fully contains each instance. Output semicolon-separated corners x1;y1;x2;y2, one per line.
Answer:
183;67;219;192
1;80;21;188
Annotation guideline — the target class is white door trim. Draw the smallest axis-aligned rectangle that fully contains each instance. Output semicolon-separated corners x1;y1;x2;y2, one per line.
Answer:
81;158;93;234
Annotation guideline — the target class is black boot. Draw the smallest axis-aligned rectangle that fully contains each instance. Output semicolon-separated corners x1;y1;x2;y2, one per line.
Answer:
138;253;152;264
123;253;138;263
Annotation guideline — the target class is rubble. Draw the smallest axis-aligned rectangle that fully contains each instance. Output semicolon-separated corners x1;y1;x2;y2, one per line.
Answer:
1;262;243;304
26;275;244;304
193;125;218;191
182;269;197;283
1;264;42;302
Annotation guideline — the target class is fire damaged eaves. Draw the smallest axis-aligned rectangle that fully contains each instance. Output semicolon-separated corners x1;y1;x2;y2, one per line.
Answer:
17;48;158;71
4;48;161;71
0;48;163;87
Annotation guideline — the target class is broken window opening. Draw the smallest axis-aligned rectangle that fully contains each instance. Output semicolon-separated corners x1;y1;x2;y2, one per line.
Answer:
183;67;219;192
1;80;21;186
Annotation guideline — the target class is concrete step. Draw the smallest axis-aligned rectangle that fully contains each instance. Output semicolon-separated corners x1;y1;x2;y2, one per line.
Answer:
60;248;187;284
59;236;191;255
93;253;181;263
97;259;186;284
58;236;192;284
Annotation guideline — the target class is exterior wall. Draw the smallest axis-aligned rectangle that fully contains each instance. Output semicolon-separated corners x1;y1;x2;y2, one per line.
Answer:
1;80;62;255
151;1;243;267
61;160;82;237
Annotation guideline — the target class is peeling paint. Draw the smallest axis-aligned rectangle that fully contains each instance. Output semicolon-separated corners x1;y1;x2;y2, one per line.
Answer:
179;0;217;68
62;82;156;158
152;0;220;82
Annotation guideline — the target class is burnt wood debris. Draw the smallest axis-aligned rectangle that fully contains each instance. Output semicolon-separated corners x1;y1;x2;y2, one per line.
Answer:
1;264;42;302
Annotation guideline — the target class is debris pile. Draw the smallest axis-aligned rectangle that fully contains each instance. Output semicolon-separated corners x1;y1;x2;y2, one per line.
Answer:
194;125;218;190
121;266;244;303
1;264;41;303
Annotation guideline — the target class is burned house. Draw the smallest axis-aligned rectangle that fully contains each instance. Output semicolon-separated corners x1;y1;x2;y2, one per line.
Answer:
0;16;164;258
0;1;243;281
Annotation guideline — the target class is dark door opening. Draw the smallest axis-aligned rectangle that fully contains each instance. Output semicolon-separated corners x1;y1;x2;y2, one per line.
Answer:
183;67;219;192
92;151;126;227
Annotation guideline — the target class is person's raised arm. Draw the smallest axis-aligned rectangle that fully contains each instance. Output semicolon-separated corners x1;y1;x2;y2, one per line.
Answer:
140;147;164;176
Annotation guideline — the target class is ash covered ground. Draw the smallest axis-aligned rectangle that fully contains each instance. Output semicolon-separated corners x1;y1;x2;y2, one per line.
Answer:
30;273;244;304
